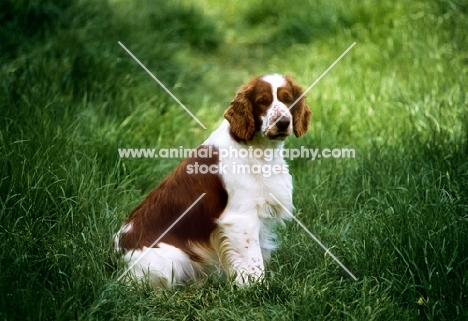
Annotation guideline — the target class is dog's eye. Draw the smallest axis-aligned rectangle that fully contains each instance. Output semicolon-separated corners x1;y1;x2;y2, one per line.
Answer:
256;96;271;105
280;95;294;104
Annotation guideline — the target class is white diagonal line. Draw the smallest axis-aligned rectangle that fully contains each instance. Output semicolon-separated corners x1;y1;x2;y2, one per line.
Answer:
269;193;358;281
269;42;356;131
117;193;206;281
118;41;207;129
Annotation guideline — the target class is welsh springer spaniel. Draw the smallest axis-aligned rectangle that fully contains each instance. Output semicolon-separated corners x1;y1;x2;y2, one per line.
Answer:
114;74;312;287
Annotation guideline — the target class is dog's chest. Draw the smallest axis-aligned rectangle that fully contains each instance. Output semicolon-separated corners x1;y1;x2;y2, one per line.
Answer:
221;156;293;218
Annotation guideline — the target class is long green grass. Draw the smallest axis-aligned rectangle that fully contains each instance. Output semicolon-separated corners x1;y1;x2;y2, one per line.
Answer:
1;0;467;320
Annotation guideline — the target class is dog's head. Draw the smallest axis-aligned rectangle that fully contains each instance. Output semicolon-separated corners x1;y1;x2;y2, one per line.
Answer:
224;74;312;141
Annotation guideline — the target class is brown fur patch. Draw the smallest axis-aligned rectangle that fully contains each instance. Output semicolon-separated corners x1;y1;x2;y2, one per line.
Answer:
285;75;312;137
224;78;272;141
119;145;228;261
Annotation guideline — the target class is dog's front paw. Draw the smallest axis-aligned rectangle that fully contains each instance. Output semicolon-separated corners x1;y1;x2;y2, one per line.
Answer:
233;267;265;286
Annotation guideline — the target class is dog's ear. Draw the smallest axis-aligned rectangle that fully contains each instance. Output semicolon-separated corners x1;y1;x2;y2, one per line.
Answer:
224;81;256;141
286;75;312;138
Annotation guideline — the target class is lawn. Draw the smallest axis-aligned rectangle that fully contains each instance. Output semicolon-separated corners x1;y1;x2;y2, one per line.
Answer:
0;0;467;320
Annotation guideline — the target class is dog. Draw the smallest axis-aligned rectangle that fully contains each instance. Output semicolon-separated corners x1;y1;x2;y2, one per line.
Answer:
114;73;311;287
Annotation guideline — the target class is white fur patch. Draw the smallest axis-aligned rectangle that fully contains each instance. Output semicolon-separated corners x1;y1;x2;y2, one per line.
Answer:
123;243;196;288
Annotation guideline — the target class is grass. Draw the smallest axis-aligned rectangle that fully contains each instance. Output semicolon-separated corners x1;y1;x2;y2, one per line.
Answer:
1;0;467;319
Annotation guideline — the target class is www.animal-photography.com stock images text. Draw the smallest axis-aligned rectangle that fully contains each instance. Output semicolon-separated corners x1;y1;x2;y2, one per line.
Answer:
1;0;467;320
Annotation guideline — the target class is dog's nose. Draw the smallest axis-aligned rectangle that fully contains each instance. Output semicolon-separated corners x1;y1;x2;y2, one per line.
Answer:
276;118;290;132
